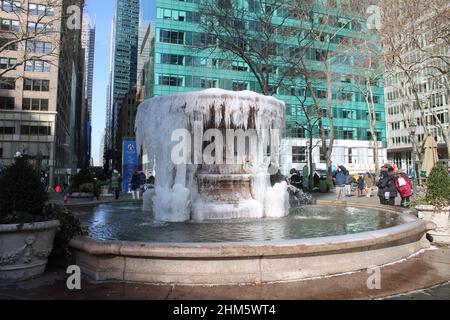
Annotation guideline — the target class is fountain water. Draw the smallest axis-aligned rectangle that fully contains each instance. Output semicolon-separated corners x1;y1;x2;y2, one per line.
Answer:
287;185;316;206
136;89;289;222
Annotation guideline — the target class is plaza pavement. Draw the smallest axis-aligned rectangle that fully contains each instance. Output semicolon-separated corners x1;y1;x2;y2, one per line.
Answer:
1;189;449;300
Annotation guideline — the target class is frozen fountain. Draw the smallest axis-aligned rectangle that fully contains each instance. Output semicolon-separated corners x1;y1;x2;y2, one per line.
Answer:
73;91;433;285
72;90;433;285
136;89;290;222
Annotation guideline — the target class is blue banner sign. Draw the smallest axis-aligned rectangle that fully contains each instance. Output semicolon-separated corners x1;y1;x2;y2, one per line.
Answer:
122;140;138;193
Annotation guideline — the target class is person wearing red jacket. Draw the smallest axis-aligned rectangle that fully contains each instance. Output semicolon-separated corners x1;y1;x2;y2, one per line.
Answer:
395;170;413;207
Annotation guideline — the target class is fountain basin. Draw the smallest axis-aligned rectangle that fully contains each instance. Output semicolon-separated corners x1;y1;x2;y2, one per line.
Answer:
70;202;435;285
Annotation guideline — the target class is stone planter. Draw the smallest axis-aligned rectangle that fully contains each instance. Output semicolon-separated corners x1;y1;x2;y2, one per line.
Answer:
0;220;60;281
101;185;110;196
69;192;94;199
416;205;450;244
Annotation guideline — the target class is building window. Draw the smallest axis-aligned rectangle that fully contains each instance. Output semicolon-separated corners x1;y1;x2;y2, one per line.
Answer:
159;30;184;44
159;53;184;66
290;87;305;97
232;81;248;91
316;89;327;99
25;60;51;72
0;18;19;31
343;130;354;140
292;146;307;163
231;61;248;72
200;78;217;89
22;98;48;111
157;8;187;22
0;96;14;109
0;37;18;51
23;78;50;92
340;92;353;101
26;41;52;54
292;127;306;138
0;1;21;13
342;110;356;120
0;57;17;69
0;77;15;89
348;148;353;164
20;125;51;136
0;126;15;134
158;75;183;87
27;22;53;36
28;3;54;16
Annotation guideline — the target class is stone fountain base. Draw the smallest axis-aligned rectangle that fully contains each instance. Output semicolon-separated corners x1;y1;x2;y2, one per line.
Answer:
193;173;268;220
70;203;434;286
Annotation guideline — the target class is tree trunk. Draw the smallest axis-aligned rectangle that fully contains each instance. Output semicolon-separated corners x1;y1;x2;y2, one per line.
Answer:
366;79;380;178
308;133;314;190
326;66;335;189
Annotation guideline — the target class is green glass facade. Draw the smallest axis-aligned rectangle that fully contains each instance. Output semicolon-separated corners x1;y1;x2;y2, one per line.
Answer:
112;0;140;102
149;0;386;143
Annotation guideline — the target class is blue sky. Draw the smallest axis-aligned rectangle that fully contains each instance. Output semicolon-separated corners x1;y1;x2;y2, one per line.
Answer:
85;0;114;166
86;0;155;166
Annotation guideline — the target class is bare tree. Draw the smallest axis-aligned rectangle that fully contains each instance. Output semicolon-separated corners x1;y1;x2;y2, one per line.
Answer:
381;0;450;159
200;0;386;186
289;0;369;187
344;37;384;177
0;0;65;85
199;0;313;95
290;81;322;189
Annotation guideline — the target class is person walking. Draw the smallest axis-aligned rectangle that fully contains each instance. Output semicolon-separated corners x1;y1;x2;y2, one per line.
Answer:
377;165;389;205
131;170;141;200
111;170;122;200
384;167;398;206
364;172;374;198
357;174;365;197
333;165;347;200
93;177;100;201
395;170;413;207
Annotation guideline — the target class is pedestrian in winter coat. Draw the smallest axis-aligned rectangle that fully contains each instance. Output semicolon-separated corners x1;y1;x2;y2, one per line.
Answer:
93;178;100;201
377;166;389;204
395;171;413;207
333;165;348;200
111;170;122;200
379;167;398;206
364;172;374;198
131;171;141;200
357;175;365;197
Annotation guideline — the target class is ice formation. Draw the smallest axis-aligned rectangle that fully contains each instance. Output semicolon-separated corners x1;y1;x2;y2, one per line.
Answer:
135;89;290;222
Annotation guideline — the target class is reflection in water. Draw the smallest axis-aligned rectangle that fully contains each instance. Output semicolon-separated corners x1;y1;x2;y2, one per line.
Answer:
77;203;402;243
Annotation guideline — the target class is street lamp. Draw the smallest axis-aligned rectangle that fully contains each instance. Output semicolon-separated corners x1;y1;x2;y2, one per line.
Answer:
410;122;418;195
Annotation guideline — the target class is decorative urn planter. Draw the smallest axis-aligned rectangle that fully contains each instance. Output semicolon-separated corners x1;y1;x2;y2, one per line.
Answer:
69;192;94;199
101;185;110;196
416;205;450;244
0;220;60;281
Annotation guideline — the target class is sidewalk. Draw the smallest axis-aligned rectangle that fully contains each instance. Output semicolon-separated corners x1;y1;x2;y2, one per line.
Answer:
312;188;409;207
0;246;449;300
48;192;141;208
4;188;446;300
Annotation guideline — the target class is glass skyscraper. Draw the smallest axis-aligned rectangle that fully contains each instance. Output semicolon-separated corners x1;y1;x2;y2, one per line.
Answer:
111;0;140;102
145;0;388;174
105;0;140;169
